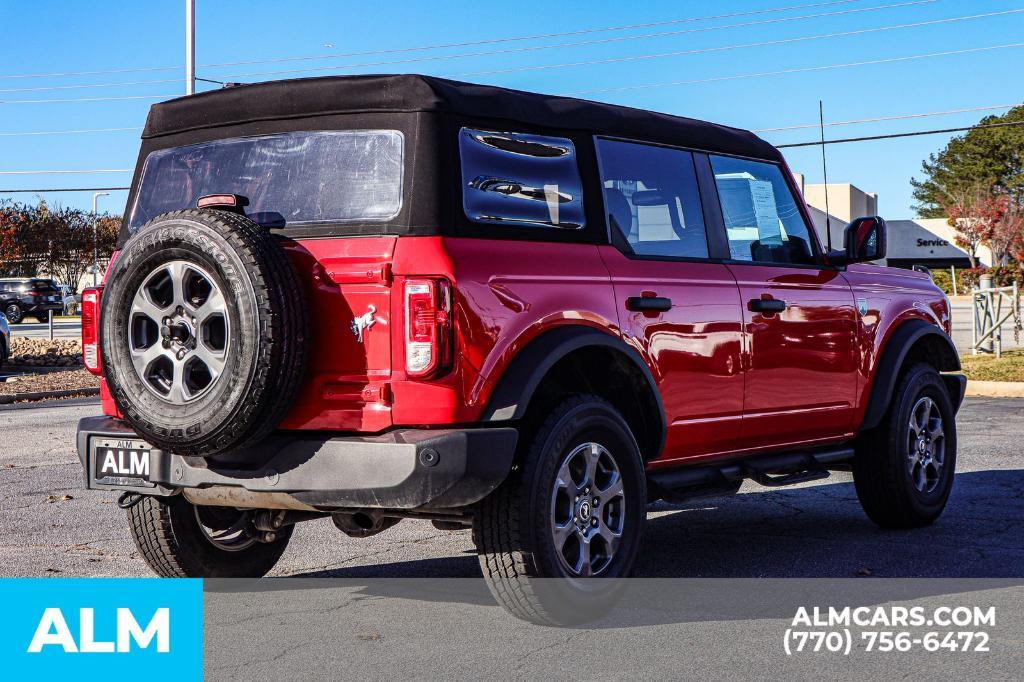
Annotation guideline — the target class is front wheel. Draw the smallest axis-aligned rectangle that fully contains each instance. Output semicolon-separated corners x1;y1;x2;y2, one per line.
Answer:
126;495;292;577
853;363;957;528
473;395;647;625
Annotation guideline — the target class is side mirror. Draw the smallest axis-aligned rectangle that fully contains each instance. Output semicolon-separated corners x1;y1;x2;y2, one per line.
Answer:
842;216;887;263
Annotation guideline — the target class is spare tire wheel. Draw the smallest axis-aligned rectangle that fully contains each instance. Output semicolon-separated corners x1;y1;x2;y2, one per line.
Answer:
100;209;308;457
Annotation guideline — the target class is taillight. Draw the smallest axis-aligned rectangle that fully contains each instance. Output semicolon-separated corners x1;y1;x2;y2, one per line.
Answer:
81;287;102;375
404;278;452;378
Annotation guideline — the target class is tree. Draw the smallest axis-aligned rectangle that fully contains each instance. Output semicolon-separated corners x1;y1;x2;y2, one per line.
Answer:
912;106;1024;218
942;189;1003;268
0;199;121;290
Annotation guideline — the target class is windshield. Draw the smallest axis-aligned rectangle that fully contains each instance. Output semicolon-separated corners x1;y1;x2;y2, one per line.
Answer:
128;130;404;232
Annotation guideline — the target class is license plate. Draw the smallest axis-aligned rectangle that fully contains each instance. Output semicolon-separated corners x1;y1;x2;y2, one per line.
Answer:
92;438;154;487
48;296;58;302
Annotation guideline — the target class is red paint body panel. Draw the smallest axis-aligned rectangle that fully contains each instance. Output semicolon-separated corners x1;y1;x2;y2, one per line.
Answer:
727;264;859;450
598;247;744;463
97;230;950;467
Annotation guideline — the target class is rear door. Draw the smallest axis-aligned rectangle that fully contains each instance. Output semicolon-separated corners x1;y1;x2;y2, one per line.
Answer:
707;154;858;450
596;138;745;462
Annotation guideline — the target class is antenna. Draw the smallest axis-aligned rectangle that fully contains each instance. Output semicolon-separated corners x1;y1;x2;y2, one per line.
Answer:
819;100;833;252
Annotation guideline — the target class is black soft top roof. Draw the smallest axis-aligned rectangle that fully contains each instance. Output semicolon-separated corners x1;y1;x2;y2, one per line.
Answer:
143;74;780;162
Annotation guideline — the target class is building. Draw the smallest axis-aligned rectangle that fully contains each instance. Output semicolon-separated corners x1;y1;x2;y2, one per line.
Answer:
793;174;991;268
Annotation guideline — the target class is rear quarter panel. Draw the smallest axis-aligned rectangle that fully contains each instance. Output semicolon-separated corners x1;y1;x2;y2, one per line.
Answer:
388;236;620;426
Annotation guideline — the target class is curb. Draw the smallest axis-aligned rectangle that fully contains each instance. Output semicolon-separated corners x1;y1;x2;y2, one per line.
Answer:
965;380;1024;398
2;364;83;374
0;387;100;405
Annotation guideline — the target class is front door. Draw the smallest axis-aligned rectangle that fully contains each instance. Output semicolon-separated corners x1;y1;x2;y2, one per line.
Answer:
595;138;744;462
707;154;859;450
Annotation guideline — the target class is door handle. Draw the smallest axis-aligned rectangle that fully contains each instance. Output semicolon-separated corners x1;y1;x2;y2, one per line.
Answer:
626;296;672;312
748;298;787;314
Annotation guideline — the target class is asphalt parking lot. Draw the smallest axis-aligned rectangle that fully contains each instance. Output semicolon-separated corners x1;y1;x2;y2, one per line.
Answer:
1;396;1022;580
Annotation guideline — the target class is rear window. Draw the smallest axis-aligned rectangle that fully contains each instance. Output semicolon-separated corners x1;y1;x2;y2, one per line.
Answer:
128;130;404;232
459;128;585;230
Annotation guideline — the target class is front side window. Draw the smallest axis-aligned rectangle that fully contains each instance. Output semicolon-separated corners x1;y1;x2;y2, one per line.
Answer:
596;138;708;259
459;128;585;230
129;130;404;232
710;155;817;265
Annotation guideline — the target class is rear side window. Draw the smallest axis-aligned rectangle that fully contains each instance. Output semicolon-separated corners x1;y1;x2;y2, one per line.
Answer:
128;130;404;232
709;155;817;265
596;138;708;259
459;128;585;230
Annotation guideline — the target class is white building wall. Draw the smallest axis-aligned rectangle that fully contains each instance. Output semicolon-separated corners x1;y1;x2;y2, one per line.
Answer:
792;173;989;267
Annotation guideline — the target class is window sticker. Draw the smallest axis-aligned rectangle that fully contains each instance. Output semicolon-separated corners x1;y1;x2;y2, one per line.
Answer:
750;180;783;244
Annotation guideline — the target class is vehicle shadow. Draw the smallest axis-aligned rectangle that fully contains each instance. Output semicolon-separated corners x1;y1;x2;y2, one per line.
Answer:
211;468;1024;627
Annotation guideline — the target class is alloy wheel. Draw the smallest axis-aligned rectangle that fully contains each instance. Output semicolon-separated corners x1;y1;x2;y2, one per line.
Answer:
549;442;626;577
128;260;230;404
906;395;945;494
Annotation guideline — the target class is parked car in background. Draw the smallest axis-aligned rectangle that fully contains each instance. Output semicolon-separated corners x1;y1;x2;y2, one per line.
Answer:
0;278;65;323
46;281;80;314
0;312;9;370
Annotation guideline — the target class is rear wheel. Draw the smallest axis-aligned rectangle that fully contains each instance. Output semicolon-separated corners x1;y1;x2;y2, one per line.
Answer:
853;363;957;528
473;395;646;625
35;314;50;323
127;495;292;577
4;303;22;324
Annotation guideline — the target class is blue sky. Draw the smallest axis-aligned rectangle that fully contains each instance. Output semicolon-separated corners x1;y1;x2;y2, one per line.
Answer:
1;0;1022;219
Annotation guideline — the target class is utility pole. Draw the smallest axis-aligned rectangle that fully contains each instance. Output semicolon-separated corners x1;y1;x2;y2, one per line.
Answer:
92;192;109;287
185;0;195;95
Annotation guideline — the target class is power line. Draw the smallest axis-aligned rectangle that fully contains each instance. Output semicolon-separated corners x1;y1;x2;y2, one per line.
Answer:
0;0;928;93
211;0;930;80
0;0;869;82
0;93;173;106
205;0;872;69
0;126;142;137
571;41;1024;94
455;7;1024;78
776;120;1024;148
0;169;131;176
0;64;180;82
3;123;1024;192
2;103;1017;140
18;6;1003;106
753;102;1024;132
0;187;130;194
0;78;182;95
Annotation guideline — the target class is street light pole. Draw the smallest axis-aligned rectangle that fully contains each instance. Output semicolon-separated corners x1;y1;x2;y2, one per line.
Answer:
92;192;109;287
185;0;195;95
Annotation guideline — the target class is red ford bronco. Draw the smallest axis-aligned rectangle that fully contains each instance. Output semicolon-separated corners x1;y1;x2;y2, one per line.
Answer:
77;75;964;623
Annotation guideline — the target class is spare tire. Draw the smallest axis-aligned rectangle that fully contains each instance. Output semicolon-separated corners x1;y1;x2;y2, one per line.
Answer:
100;209;308;457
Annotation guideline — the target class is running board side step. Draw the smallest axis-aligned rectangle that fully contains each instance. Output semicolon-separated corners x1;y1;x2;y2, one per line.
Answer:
648;446;854;500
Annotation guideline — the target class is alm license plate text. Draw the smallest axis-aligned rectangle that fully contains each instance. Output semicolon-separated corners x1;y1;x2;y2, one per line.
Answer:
93;438;154;487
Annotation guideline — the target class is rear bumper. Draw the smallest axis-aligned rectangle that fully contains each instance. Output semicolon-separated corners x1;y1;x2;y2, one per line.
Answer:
76;416;518;511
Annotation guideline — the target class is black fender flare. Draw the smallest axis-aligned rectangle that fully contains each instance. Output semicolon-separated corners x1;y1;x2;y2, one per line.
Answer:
480;326;666;458
860;318;962;432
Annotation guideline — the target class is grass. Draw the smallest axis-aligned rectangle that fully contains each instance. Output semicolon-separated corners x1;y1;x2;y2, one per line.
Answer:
960;349;1024;382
